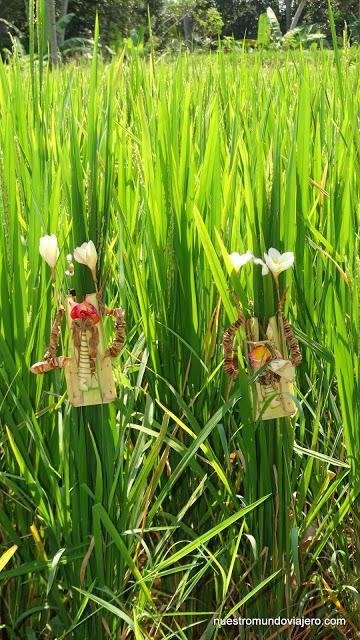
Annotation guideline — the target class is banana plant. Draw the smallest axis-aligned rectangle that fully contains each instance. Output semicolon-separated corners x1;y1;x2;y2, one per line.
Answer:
260;7;326;48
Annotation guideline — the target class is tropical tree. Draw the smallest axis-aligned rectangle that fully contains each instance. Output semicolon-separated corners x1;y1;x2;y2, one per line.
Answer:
1;0;360;55
285;0;292;29
47;0;59;65
58;0;70;45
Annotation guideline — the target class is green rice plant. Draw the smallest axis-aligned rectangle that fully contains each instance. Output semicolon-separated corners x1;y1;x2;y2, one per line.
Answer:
0;21;359;640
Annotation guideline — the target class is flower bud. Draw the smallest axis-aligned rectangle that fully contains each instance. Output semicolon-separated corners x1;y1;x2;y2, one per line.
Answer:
74;240;98;281
39;234;59;269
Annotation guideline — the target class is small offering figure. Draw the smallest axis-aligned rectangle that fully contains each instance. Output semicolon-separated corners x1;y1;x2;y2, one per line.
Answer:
30;236;125;407
223;248;302;420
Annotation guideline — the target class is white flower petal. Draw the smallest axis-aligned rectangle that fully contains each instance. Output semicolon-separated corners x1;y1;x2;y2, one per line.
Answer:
263;248;294;275
264;251;276;270
280;253;294;270
281;252;294;263
73;242;88;265
229;250;253;271
268;247;282;261
86;240;97;270
74;240;98;272
252;255;270;275
39;234;59;269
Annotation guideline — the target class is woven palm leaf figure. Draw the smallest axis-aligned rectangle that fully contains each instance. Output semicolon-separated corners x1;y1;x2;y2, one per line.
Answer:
222;289;302;420
31;291;125;407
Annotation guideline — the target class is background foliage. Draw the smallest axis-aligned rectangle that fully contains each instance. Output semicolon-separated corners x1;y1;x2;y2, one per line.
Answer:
0;29;359;639
2;0;360;55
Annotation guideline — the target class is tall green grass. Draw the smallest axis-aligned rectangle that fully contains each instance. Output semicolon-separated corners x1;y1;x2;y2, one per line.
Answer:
0;40;359;640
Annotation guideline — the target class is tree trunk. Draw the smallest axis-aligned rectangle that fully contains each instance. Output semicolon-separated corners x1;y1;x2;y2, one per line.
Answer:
290;0;307;30
183;13;193;47
47;0;59;65
285;0;292;31
59;0;69;46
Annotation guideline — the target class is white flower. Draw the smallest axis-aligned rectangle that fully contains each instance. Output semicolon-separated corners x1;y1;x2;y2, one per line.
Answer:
229;250;253;271
229;250;270;275
228;247;294;283
263;248;294;276
39;234;59;269
74;240;98;276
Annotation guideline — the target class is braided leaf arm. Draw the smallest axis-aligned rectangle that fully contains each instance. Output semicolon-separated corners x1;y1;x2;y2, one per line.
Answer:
99;303;126;358
277;287;302;367
30;306;66;374
223;293;245;379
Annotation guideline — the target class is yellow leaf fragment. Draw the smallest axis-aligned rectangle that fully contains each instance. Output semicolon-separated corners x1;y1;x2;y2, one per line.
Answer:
0;545;18;572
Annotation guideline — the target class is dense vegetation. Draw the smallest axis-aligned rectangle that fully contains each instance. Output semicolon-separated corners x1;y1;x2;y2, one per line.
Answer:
1;0;360;56
1;37;360;640
0;3;359;640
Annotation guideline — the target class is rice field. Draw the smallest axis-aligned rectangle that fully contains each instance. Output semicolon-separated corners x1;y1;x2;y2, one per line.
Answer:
0;36;359;640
